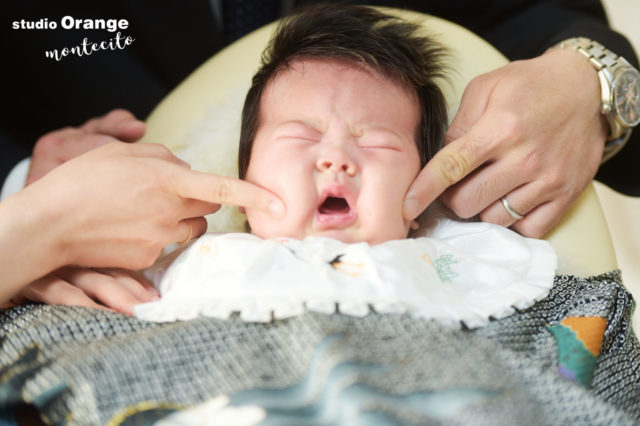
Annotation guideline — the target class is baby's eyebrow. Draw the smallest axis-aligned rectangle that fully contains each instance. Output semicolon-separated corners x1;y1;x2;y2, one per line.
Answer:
351;122;404;141
277;119;324;134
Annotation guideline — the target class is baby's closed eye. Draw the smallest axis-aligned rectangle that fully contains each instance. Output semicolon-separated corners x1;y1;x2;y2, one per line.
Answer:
275;121;322;143
279;134;320;143
358;133;402;151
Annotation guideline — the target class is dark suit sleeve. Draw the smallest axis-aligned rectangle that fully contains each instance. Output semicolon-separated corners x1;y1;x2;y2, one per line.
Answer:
402;0;638;66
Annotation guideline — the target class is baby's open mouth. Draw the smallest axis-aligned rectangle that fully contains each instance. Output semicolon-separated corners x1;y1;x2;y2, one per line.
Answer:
316;192;356;229
318;196;350;214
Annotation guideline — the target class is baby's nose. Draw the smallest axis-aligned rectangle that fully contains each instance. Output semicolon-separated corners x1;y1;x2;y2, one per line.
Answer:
316;147;357;176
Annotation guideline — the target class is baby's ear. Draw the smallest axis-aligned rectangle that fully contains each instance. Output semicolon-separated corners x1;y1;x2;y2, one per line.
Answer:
410;220;420;230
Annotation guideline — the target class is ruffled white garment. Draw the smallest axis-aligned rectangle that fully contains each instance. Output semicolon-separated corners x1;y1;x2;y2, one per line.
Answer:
136;219;557;328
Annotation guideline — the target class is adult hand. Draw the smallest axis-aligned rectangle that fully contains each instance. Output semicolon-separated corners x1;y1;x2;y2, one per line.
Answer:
11;267;159;316
27;109;146;185
17;141;285;274
404;48;608;238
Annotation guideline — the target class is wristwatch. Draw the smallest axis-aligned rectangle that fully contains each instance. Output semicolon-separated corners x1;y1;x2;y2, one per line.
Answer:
557;37;640;162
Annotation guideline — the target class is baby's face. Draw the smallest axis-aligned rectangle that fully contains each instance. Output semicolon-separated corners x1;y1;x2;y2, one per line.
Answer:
244;59;421;244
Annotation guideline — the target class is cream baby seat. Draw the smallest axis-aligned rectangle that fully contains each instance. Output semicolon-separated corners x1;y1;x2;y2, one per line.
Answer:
140;9;618;280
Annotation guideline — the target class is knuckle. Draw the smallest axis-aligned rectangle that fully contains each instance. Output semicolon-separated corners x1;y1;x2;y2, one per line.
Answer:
83;117;99;129
95;133;117;146
101;140;124;154
212;180;232;203
451;206;475;219
34;129;72;154
478;210;504;227
146;247;164;267
541;168;565;192
85;134;116;151
446;193;476;219
149;143;173;158
498;111;522;142
445;123;467;143
466;74;487;91
517;208;560;239
436;150;471;186
102;268;122;280
463;72;493;97
517;222;545;239
68;285;88;297
520;149;542;175
107;108;132;119
133;247;163;270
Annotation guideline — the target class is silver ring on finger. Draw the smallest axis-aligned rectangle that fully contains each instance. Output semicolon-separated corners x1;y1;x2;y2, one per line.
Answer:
500;196;524;220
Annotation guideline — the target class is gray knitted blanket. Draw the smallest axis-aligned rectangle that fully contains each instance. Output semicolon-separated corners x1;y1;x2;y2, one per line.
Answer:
0;272;638;425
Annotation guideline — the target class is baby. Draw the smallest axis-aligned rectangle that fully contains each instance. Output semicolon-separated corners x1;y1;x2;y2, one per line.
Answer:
238;3;448;244
137;5;557;325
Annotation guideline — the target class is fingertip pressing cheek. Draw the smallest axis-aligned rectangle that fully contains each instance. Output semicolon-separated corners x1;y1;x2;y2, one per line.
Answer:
244;200;294;240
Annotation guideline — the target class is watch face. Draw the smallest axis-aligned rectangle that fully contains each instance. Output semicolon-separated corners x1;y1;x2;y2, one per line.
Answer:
613;68;640;127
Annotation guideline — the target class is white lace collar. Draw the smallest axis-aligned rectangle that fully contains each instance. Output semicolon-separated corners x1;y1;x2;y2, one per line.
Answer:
136;219;557;328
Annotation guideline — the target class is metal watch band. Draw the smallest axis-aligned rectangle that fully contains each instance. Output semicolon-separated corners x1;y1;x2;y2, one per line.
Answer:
601;131;631;163
557;37;620;73
557;37;632;163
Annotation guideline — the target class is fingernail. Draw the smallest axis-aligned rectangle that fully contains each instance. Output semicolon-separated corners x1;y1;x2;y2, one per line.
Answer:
269;199;285;218
148;287;161;300
404;197;419;220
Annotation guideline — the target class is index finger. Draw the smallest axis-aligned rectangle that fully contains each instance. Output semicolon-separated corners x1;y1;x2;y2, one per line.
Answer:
174;169;286;218
403;130;492;220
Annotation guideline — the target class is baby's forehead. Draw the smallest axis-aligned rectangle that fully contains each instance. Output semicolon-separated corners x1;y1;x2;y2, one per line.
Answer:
268;57;412;93
259;58;420;126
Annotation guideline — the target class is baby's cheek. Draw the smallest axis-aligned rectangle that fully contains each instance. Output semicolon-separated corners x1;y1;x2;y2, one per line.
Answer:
246;206;305;240
246;207;283;236
244;209;267;237
383;188;411;236
356;189;405;243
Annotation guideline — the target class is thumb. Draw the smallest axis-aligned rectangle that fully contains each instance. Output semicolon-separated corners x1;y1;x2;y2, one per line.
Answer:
405;73;500;219
403;149;465;220
404;121;494;220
